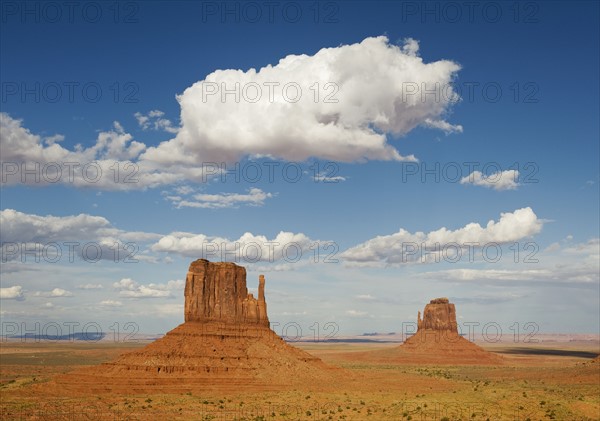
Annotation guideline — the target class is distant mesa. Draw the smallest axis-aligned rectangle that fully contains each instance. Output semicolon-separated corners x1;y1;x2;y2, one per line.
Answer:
46;259;338;394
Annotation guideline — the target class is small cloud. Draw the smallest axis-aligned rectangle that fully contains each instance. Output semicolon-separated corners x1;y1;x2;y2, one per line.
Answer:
0;286;25;301
169;187;274;209
401;37;420;56
49;288;73;297
423;118;463;134
134;110;179;133
346;310;368;317
312;172;347;183
113;278;182;298
100;300;123;307
460;170;520;191
43;134;65;145
356;294;376;301
77;283;103;290
174;185;195;195
44;302;54;308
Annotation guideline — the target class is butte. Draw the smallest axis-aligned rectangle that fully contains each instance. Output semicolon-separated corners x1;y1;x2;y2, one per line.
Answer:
44;259;338;394
356;298;503;365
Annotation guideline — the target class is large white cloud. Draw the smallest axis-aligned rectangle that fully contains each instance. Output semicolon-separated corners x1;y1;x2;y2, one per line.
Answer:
341;207;543;265
1;37;462;190
143;36;461;165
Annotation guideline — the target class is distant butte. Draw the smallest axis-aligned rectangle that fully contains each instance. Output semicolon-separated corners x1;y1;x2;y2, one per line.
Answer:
401;297;503;364
347;297;504;365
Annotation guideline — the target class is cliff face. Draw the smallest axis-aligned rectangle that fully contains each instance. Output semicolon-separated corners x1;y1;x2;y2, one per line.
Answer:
417;297;457;333
184;259;269;326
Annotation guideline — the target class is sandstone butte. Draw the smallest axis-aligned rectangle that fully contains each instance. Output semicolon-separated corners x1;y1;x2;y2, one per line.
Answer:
399;297;504;364
44;259;338;394
346;297;504;365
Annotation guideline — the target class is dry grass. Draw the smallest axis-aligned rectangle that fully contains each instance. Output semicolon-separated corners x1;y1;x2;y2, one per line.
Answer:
1;340;598;420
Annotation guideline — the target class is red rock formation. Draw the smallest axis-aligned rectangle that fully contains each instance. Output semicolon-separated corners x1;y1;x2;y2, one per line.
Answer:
184;259;268;326
416;297;457;332
47;259;336;393
401;297;503;364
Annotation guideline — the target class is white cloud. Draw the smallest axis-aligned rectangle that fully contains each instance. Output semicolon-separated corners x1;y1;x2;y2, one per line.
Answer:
342;207;543;265
33;288;74;298
460;170;520;191
423;118;463;134
174;185;195;195
100;300;123;307
312;172;347;182
0;285;24;300
401;37;420;56
151;231;318;263
356;294;376;301
134;110;179;134
77;283;104;290
112;278;182;298
420;238;599;287
43;134;65;145
49;288;73;297
169;187;274;209
0;208;160;262
1;37;463;191
142;36;461;165
0;113;182;190
346;310;368;317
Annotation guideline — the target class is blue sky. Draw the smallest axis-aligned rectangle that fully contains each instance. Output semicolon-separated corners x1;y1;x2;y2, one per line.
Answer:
1;1;598;338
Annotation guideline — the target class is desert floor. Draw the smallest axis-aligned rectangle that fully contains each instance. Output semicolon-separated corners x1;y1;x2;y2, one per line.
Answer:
1;339;598;420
